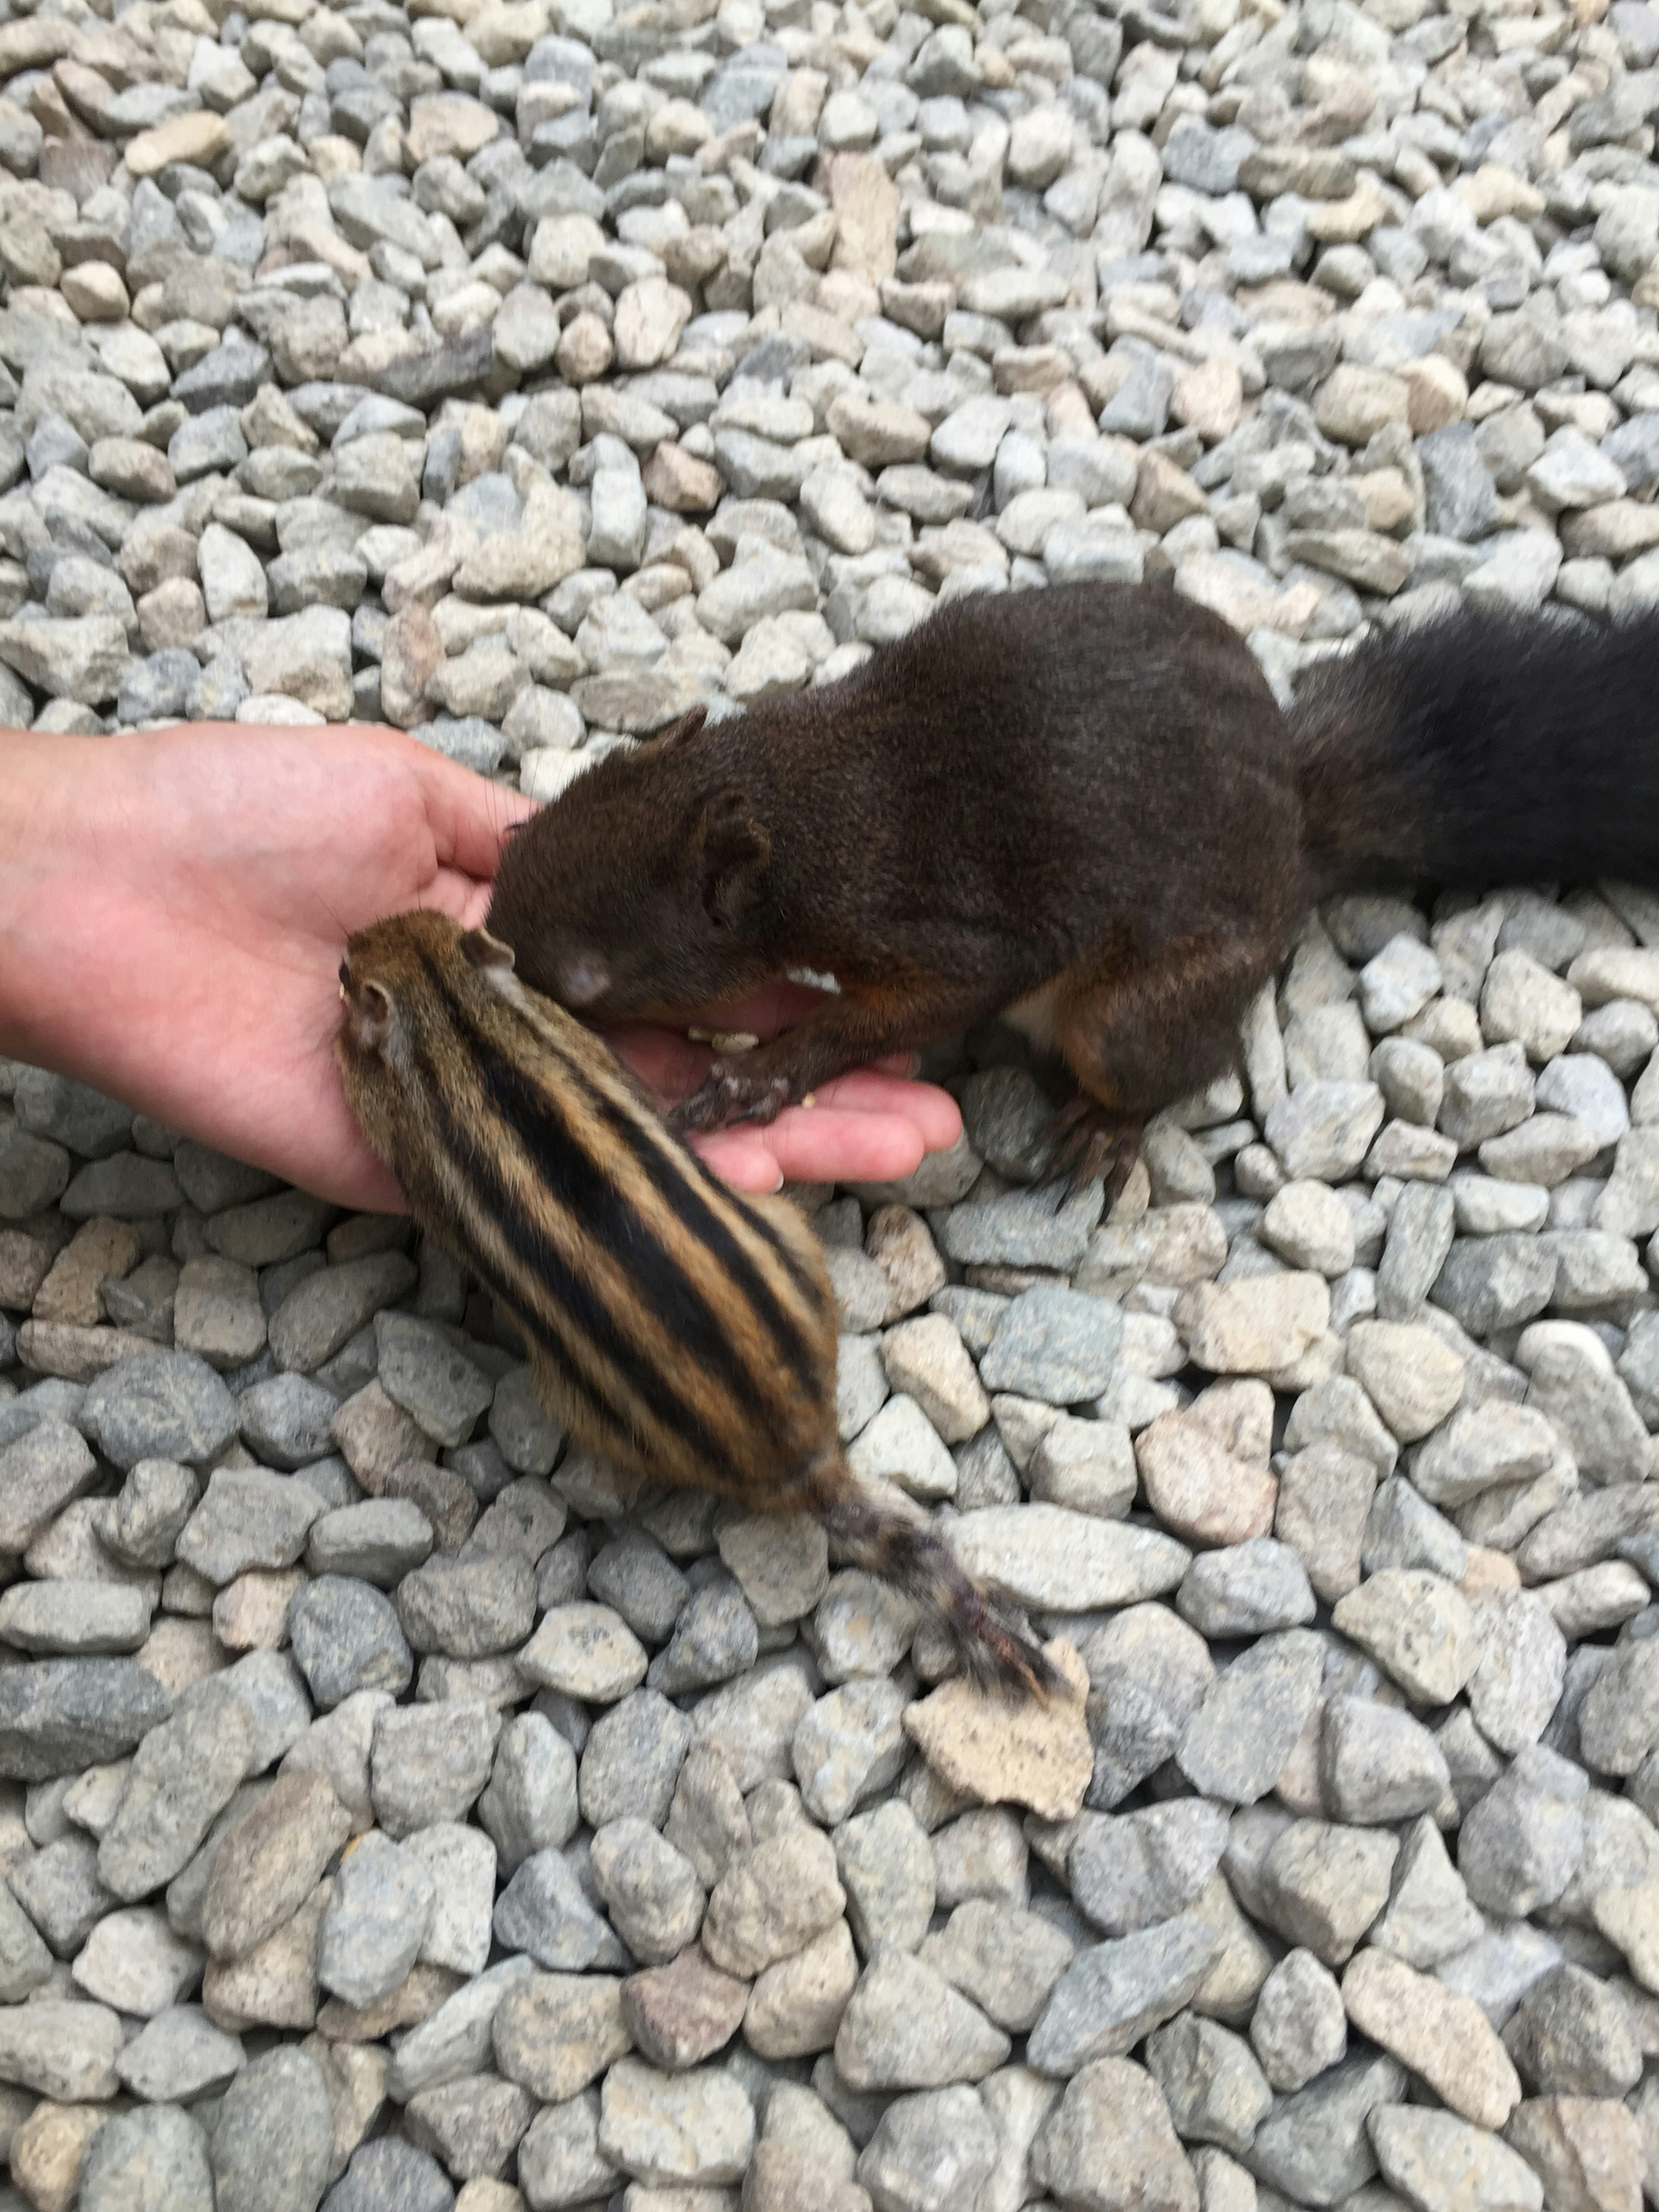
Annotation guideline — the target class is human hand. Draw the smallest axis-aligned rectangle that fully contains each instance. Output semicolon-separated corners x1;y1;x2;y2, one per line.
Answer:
0;723;961;1212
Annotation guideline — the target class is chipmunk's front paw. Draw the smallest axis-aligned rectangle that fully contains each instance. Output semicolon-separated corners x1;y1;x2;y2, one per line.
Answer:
671;1061;795;1133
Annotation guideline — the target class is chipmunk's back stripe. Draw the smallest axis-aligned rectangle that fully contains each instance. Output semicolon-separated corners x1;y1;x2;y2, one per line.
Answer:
588;1090;823;1399
414;946;782;1462
477;1045;785;1434
406;953;733;1463
439;1068;731;1463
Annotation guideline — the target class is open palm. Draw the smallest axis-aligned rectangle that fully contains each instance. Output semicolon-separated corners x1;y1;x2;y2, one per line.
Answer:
0;723;959;1211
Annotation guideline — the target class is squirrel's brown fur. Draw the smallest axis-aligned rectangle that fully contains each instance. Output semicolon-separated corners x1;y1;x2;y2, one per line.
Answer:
487;584;1659;1186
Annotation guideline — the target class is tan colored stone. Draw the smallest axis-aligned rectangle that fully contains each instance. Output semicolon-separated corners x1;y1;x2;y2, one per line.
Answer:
1504;2096;1643;2212
9;2101;109;2212
621;1950;747;2075
1342;1949;1520;2128
406;93;498;164
203;1773;351;1964
1132;449;1208;533
1170;356;1243;444
827;152;900;283
202;1881;330;2032
32;1217;143;1329
642;442;722;512
1175;1274;1330;1379
495;1973;634;2101
1304;180;1390;241
744;1919;858;2059
826;389;931;467
316;1964;462;2044
212;1567;306;1651
902;1640;1092;1822
1592;1879;1659;1991
1458;163;1546;223
1314;364;1411;446
379;605;443;728
613;277;693;372
126;110;230;178
1403;354;1468;433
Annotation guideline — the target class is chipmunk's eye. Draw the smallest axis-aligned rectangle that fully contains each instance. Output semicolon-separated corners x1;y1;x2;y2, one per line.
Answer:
337;961;351;987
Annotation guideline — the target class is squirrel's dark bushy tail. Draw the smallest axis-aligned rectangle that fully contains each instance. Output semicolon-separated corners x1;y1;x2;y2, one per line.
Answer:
1289;603;1659;902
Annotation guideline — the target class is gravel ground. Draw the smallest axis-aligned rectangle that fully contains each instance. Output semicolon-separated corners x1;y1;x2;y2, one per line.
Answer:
5;0;1659;2206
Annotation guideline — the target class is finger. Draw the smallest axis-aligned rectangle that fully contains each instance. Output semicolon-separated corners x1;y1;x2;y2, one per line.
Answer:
683;1128;787;1192
688;1107;928;1188
407;868;489;928
311;1154;408;1214
807;1070;963;1148
407;739;536;881
758;1106;930;1185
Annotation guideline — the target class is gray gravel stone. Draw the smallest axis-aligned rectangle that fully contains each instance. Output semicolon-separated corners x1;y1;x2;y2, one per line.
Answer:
318;1830;435;2007
493;1847;617;1971
371;1703;501;1838
477;1713;579;1873
1027;1912;1222;2076
1178;1630;1325;1804
1032;2056;1197;2212
1250;1947;1348;2094
98;1677;256;1901
176;1468;323;1584
290;1576;413;1710
211;2045;335;2212
115;2004;245;2103
1070;1801;1230;1936
1458;1745;1587;1917
581;1689;694;1829
855;2083;998;2212
321;2138;454;2212
1319;1694;1452;1824
1246;2051;1405;2204
978;1286;1123;1402
80;2104;214;2212
81;1351;237;1471
834;1948;1010;2089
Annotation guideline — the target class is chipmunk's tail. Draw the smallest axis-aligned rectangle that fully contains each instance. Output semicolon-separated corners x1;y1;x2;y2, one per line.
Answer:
808;1462;1060;1702
1289;602;1659;901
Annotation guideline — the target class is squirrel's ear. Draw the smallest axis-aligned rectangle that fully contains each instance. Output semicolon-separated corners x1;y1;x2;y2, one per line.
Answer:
460;928;516;972
699;785;771;927
650;703;709;753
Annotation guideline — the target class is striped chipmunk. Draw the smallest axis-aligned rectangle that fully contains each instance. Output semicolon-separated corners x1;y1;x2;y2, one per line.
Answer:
335;907;1061;1700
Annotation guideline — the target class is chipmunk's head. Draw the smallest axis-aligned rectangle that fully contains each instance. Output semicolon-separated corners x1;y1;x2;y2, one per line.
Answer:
487;704;775;1022
336;909;520;1173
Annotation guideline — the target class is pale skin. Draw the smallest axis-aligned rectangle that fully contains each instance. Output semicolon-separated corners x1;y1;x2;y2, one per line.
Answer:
0;722;963;1214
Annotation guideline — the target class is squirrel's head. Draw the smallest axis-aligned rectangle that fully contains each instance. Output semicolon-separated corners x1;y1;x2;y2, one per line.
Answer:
488;703;776;1021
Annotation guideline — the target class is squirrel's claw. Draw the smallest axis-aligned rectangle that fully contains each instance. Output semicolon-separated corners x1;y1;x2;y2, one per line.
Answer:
1039;1096;1141;1205
670;1062;794;1134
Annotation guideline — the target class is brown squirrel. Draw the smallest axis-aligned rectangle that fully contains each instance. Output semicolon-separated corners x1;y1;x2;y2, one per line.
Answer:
487;584;1659;1188
336;909;1060;1699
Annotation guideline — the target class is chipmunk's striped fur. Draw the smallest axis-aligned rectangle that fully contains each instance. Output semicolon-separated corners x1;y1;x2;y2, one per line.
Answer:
336;908;1058;1699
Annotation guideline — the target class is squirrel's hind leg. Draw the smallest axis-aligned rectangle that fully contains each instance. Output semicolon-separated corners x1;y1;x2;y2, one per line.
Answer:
1043;930;1283;1194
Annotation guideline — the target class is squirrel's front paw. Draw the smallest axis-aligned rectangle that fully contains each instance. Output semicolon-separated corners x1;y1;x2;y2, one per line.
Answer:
671;1061;794;1133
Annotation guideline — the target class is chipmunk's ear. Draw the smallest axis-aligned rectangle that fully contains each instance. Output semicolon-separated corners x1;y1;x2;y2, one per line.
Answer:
699;785;771;928
344;979;393;1052
460;928;515;972
650;703;708;753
